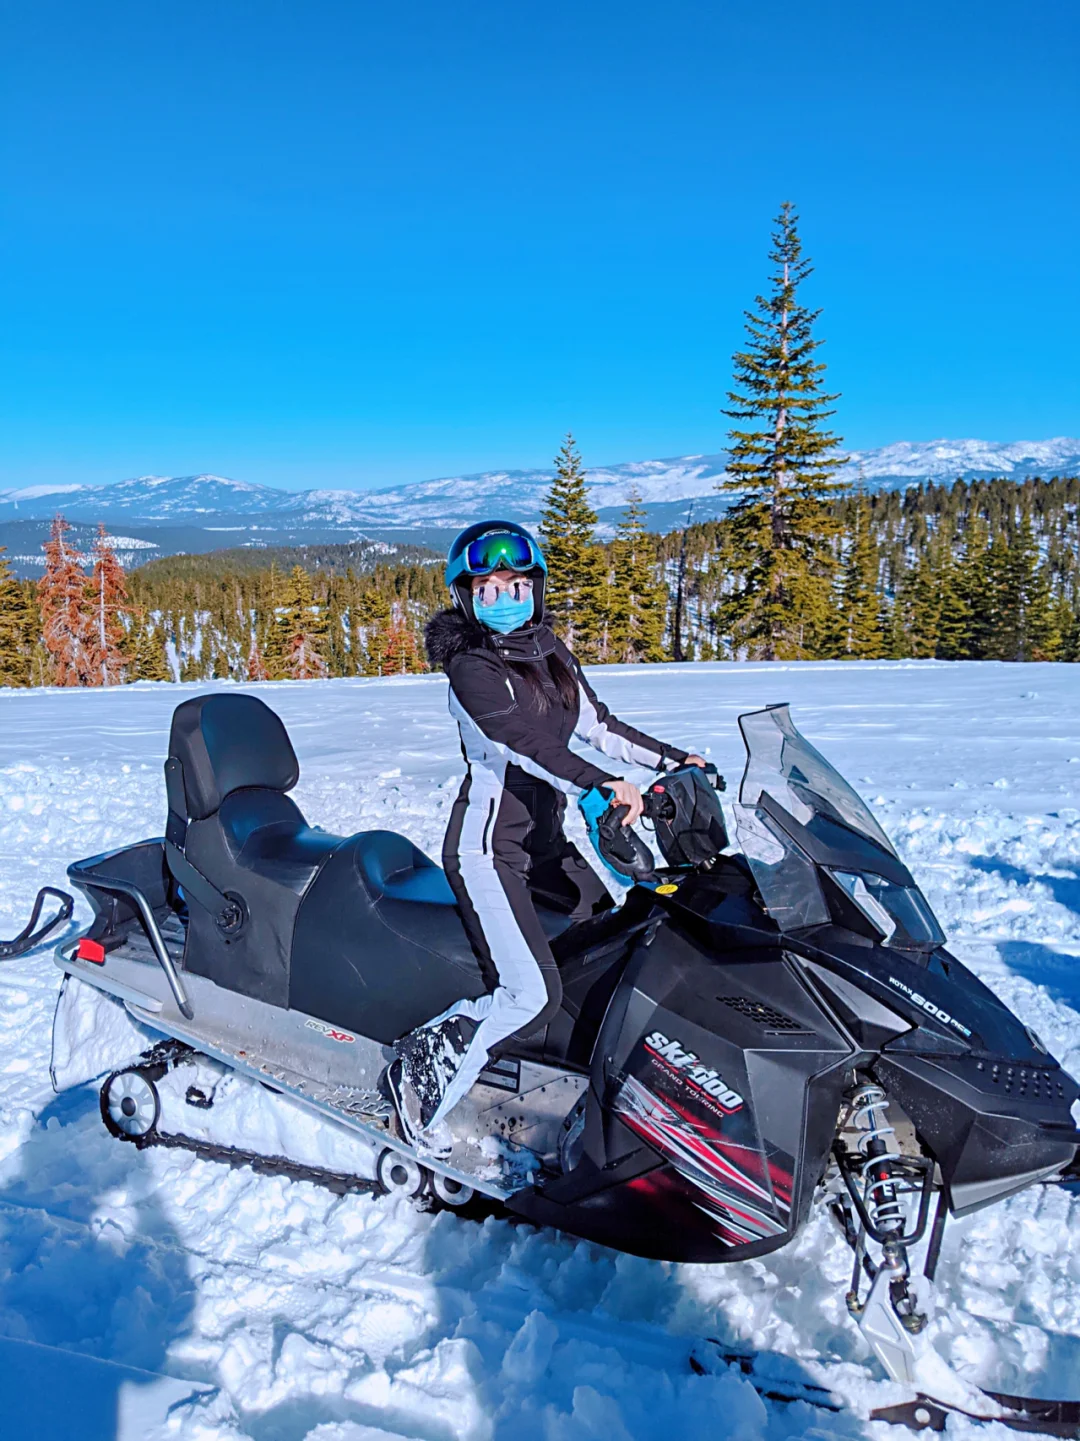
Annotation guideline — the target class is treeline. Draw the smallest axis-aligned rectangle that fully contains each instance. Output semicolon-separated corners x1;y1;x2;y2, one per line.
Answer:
135;536;436;582
659;474;1080;663
0;469;1076;690
0;517;443;686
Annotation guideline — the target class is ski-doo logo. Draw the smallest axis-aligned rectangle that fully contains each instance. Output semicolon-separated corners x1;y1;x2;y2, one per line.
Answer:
305;1019;356;1044
644;1030;744;1111
887;978;972;1038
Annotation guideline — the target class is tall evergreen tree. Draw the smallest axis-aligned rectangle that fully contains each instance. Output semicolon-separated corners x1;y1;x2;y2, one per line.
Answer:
991;515;1060;661
88;524;130;686
539;434;602;649
131;621;172;681
834;487;883;657
608;487;666;662
38;515;95;686
382;605;426;675
576;556;615;664
246;632;270;682
0;549;33;686
670;501;696;662
281;565;328;679
260;563;288;679
952;516;992;658
324;574;350;676
715;203;845;659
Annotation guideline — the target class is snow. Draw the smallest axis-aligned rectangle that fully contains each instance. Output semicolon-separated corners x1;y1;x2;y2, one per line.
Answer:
1;661;1079;1439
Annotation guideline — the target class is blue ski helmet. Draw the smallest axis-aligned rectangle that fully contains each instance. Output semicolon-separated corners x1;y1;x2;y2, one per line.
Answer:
445;520;547;623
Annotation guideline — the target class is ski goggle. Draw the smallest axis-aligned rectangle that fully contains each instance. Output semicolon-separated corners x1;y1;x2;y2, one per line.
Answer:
473;576;534;608
461;530;542;576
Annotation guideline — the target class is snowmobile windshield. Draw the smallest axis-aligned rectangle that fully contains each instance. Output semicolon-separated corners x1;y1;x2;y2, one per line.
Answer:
732;705;945;949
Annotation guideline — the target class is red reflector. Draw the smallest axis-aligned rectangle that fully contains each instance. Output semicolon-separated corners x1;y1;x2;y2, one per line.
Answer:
77;938;106;965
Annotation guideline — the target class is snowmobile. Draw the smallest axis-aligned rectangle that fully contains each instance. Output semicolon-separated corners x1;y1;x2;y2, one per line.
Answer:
51;693;1080;1432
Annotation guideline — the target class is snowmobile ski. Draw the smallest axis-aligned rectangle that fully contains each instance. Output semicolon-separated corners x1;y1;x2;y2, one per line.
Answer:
1;886;73;960
691;1340;1080;1435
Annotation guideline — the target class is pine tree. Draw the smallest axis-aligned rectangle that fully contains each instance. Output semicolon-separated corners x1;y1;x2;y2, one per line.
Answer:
991;515;1060;661
0;549;33;686
1059;600;1080;663
246;632;269;681
88;524;130;686
670;502;696;662
608;487;666;662
281;565;328;679
715;203;845;659
381;605;425;674
132;621;172;681
835;488;883;657
933;543;971;660
38;514;95;686
324;575;350;676
953;517;993;658
260;563;289;679
539;434;602;649
575;553;615;664
354;584;392;675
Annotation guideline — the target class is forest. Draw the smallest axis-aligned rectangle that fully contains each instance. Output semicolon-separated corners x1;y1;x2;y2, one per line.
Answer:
0;467;1076;690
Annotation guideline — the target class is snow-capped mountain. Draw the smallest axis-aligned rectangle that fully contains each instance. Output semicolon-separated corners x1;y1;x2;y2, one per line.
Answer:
1;438;1076;551
0;473;301;520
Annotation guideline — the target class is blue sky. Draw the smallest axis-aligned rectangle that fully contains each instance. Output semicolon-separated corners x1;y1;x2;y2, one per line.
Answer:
1;1;1077;491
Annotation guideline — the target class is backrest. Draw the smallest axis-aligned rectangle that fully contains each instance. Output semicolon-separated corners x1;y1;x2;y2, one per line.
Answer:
168;694;299;821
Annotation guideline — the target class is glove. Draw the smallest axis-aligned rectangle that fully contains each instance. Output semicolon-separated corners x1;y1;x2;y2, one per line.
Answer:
579;787;657;885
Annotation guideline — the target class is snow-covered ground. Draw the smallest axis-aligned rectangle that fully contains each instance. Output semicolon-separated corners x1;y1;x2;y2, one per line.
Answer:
1;661;1078;1441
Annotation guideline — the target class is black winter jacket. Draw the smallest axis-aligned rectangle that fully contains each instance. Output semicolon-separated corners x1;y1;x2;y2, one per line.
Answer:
425;609;686;794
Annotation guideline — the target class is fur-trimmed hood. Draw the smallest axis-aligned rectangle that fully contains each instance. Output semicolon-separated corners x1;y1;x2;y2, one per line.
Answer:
424;607;559;671
424;608;487;670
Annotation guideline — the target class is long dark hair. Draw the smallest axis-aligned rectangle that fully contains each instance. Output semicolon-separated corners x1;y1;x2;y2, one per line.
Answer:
506;652;580;713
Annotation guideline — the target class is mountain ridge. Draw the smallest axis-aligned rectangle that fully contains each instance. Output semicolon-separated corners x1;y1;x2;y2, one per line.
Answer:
1;438;1076;569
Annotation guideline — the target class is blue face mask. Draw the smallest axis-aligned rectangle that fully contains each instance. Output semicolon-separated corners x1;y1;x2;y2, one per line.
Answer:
476;593;534;634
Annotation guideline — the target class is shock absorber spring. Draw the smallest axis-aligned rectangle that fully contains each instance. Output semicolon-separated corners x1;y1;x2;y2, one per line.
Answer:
848;1083;906;1236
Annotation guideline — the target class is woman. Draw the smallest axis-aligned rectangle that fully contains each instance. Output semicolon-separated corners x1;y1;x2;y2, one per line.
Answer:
391;519;704;1153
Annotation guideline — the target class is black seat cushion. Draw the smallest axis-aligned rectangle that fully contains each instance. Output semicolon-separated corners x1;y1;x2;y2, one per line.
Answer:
290;831;485;1044
352;830;458;906
218;790;343;895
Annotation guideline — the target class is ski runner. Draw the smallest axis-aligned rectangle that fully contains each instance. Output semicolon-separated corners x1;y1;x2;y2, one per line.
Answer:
390;520;704;1153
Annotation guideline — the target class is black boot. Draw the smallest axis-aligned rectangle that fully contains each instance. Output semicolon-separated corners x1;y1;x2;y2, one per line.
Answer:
390;1016;475;1157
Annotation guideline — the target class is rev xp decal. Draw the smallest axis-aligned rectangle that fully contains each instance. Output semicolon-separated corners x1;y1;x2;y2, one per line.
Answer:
644;1030;744;1112
305;1018;356;1044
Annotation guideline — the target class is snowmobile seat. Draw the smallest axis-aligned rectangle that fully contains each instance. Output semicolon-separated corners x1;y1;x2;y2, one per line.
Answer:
290;830;487;1044
161;693;570;1044
350;829;458;906
165;692;347;1007
217;790;342;894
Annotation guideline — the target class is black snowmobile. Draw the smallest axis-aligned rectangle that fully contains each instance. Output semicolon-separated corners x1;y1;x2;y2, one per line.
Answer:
52;693;1080;1430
